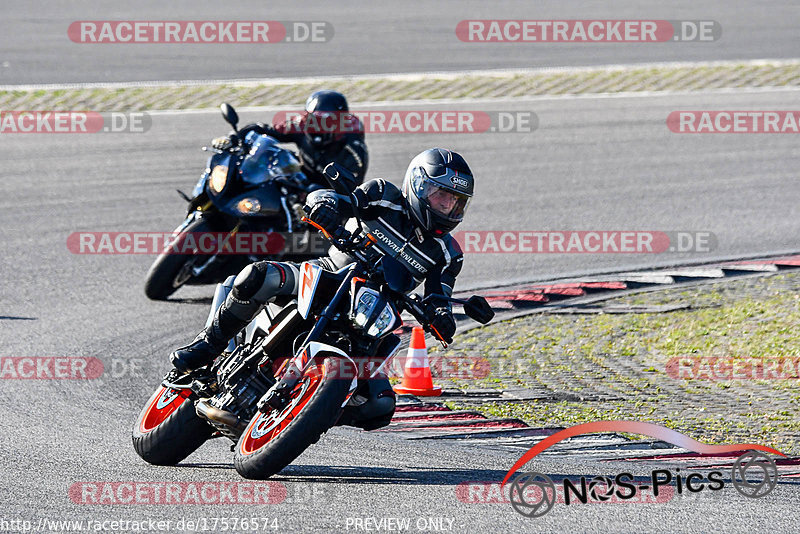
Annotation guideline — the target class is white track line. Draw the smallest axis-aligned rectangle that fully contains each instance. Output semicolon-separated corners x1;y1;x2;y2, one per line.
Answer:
1;58;799;92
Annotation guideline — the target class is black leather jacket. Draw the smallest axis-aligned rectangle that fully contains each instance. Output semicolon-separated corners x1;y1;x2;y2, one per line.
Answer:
242;117;368;188
306;178;463;304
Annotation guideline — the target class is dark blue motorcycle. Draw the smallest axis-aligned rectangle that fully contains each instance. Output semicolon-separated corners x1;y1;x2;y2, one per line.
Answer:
144;104;321;300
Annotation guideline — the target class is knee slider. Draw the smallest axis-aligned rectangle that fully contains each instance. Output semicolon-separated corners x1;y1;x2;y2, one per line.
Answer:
354;394;396;430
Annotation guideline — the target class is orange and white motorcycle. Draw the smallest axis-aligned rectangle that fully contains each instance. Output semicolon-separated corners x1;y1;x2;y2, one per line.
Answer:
132;166;493;479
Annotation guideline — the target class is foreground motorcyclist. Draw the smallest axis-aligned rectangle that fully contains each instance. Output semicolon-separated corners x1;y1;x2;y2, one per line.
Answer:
211;90;368;188
170;147;473;427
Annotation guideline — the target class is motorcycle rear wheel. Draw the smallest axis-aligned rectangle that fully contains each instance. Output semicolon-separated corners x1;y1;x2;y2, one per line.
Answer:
233;357;354;479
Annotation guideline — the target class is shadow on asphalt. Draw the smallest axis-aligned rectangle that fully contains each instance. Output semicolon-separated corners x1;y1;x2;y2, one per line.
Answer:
179;463;508;485
165;297;214;305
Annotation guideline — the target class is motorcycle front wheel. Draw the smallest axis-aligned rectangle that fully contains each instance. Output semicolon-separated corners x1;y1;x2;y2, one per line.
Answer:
143;218;213;300
233;357;354;479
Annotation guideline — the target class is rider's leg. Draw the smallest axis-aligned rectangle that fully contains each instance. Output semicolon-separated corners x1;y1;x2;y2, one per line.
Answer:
336;375;396;430
170;261;299;372
336;335;401;430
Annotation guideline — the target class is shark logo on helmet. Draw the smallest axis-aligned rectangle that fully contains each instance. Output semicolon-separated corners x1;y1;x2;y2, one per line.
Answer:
450;175;470;189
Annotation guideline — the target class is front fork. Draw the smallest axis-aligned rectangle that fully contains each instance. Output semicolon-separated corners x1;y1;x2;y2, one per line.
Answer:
257;264;361;412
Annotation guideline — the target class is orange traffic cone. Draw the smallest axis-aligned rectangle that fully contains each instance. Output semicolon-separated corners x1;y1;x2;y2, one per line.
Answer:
393;326;442;396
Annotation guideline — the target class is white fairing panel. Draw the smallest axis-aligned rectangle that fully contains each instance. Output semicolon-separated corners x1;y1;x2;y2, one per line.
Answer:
297;262;323;319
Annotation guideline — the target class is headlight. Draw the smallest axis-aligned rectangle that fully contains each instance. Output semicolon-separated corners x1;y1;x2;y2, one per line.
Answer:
353;291;378;327
351;288;398;338
367;304;396;337
209;165;228;193
237;198;261;214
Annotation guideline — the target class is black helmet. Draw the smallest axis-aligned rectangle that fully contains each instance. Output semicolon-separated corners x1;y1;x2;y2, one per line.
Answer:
303;90;349;148
402;148;474;236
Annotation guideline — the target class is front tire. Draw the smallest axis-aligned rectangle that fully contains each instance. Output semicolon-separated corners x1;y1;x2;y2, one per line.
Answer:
143;218;212;300
132;386;213;466
233;357;354;479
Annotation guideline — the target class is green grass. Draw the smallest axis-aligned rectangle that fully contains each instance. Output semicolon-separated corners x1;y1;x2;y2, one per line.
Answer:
440;272;800;454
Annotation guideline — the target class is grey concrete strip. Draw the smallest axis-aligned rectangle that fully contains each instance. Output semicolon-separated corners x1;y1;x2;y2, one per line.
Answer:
383;417;528;430
454;254;800;333
391;410;488;421
405;427;559;441
2;60;799;112
546;303;691;314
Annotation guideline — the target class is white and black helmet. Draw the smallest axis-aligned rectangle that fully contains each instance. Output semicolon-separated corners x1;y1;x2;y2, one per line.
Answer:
402;148;474;235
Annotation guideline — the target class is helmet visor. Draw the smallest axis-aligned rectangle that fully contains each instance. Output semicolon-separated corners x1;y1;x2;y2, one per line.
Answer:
416;180;471;221
303;111;336;146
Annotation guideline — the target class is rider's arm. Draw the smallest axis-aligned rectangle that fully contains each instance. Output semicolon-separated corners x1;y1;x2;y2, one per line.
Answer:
215;117;304;148
419;236;462;343
304;178;389;220
241;119;303;144
420;237;462;343
423;235;463;309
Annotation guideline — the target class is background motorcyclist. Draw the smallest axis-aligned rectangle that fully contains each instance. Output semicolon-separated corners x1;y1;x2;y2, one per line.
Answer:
211;90;368;189
170;147;474;428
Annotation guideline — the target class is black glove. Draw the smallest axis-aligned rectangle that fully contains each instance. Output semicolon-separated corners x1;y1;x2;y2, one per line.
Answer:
306;198;339;233
430;307;456;344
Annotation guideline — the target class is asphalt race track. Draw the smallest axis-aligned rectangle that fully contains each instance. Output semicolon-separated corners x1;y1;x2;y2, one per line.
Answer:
0;0;798;84
1;92;799;532
1;1;800;533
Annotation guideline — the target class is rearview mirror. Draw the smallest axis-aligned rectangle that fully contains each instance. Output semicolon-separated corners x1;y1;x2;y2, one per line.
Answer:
220;103;239;131
464;295;494;324
323;162;358;195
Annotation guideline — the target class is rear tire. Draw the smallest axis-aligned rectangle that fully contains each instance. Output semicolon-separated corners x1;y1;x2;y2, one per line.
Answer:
132;386;213;466
143;218;212;300
233;357;354;479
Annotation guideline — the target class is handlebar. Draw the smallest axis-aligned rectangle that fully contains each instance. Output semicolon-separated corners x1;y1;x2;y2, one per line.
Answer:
301;215;443;336
300;216;374;264
304;213;451;343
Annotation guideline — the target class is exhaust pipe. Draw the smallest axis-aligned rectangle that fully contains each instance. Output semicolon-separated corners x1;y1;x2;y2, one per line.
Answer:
196;399;247;433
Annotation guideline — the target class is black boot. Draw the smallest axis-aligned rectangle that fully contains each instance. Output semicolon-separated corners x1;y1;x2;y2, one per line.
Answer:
170;300;249;373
